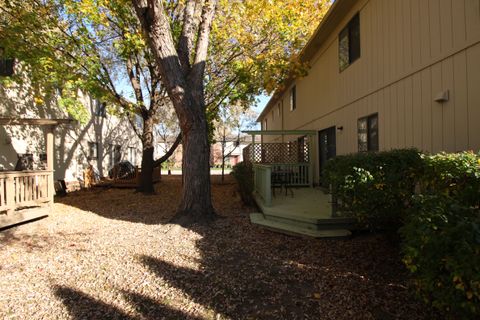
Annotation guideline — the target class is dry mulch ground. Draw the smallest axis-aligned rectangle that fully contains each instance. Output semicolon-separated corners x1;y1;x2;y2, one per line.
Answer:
0;175;437;320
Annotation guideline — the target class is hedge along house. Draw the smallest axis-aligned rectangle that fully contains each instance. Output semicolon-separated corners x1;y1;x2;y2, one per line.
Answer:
246;0;480;237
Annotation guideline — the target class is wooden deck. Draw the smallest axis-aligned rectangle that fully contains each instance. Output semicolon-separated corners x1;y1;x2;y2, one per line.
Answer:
0;170;54;229
251;187;355;238
266;187;333;220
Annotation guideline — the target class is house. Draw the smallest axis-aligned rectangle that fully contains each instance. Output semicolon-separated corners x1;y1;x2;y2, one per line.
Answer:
0;61;142;192
246;0;480;237
155;136;183;170
210;136;251;168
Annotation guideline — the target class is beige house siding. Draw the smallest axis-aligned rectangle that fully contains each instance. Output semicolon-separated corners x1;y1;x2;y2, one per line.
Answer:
259;0;480;182
0;77;142;185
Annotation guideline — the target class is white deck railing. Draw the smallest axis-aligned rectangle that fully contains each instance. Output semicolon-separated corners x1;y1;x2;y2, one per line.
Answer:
0;170;53;214
269;163;310;186
253;164;272;206
253;163;311;207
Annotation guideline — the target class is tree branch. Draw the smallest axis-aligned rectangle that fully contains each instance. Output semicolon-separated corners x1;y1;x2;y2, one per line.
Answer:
177;0;198;74
126;57;146;113
189;0;217;90
127;114;143;140
153;133;182;167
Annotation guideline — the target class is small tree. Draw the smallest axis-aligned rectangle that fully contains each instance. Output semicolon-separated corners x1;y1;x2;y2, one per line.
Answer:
213;106;256;182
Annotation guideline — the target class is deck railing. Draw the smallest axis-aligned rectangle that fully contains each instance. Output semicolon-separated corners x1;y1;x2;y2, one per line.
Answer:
0;170;53;214
253;163;312;207
270;163;310;186
253;164;272;206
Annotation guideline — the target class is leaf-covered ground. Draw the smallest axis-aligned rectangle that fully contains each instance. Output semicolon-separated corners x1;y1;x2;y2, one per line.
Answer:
0;175;437;319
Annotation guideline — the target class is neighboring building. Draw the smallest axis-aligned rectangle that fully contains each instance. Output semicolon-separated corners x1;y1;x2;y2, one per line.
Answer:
0;63;142;190
210;137;250;167
257;0;480;184
155;135;183;169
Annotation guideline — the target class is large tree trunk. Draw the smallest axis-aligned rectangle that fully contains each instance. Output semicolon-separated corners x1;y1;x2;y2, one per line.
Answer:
133;0;217;225
172;112;215;224
138;115;155;194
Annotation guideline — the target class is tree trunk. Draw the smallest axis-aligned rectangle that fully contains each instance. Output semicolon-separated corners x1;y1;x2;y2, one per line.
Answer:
221;130;225;182
172;109;215;225
133;0;217;225
137;115;155;194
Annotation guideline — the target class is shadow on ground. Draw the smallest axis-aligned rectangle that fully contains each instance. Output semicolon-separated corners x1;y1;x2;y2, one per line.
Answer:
56;175;241;225
54;286;204;320
50;175;436;319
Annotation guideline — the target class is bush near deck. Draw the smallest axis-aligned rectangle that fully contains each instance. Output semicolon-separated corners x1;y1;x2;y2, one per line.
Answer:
324;150;480;318
231;162;255;206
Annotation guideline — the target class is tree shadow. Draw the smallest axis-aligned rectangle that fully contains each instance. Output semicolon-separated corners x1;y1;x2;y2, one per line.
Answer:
54;286;134;320
47;174;437;319
53;285;204;320
136;217;438;320
56;175;242;225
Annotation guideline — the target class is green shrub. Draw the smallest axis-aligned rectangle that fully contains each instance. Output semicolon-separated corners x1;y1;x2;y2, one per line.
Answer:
401;195;480;318
325;149;480;317
323;148;422;231
419;152;480;207
231;162;254;206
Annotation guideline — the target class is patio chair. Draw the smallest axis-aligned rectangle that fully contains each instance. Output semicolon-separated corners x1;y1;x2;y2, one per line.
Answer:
271;169;294;198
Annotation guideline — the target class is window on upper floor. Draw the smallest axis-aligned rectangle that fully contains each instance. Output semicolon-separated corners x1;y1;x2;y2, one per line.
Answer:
339;13;360;72
264;118;268;130
277;103;281;118
0;48;15;77
358;113;379;152
290;86;296;111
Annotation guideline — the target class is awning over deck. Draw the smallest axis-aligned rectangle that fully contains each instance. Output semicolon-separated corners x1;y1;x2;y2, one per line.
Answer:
242;130;317;136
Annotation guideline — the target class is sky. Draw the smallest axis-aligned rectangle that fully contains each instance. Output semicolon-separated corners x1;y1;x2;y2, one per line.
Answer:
250;93;271;129
253;94;271;115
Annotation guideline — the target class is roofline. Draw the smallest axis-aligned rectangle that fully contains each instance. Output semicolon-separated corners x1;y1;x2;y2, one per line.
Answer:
257;0;357;122
242;130;317;136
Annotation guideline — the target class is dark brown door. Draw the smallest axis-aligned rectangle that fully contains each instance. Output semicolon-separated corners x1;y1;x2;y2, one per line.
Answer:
318;126;336;185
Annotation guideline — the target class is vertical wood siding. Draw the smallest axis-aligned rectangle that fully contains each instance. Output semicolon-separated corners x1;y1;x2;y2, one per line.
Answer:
263;0;480;160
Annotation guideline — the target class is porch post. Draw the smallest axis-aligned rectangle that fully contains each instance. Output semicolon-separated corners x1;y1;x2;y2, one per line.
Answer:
308;133;314;187
46;125;55;205
6;174;15;215
251;134;255;162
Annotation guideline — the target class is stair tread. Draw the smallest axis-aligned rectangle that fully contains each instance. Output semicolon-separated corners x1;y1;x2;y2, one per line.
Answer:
250;213;351;238
264;212;356;224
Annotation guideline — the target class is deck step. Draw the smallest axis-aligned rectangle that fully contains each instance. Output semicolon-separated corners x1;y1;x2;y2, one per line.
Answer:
263;211;356;231
250;213;351;239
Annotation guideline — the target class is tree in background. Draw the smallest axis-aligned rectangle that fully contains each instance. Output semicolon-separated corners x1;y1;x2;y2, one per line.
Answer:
2;0;331;223
213;105;256;182
154;102;181;172
133;0;330;224
0;0;181;193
